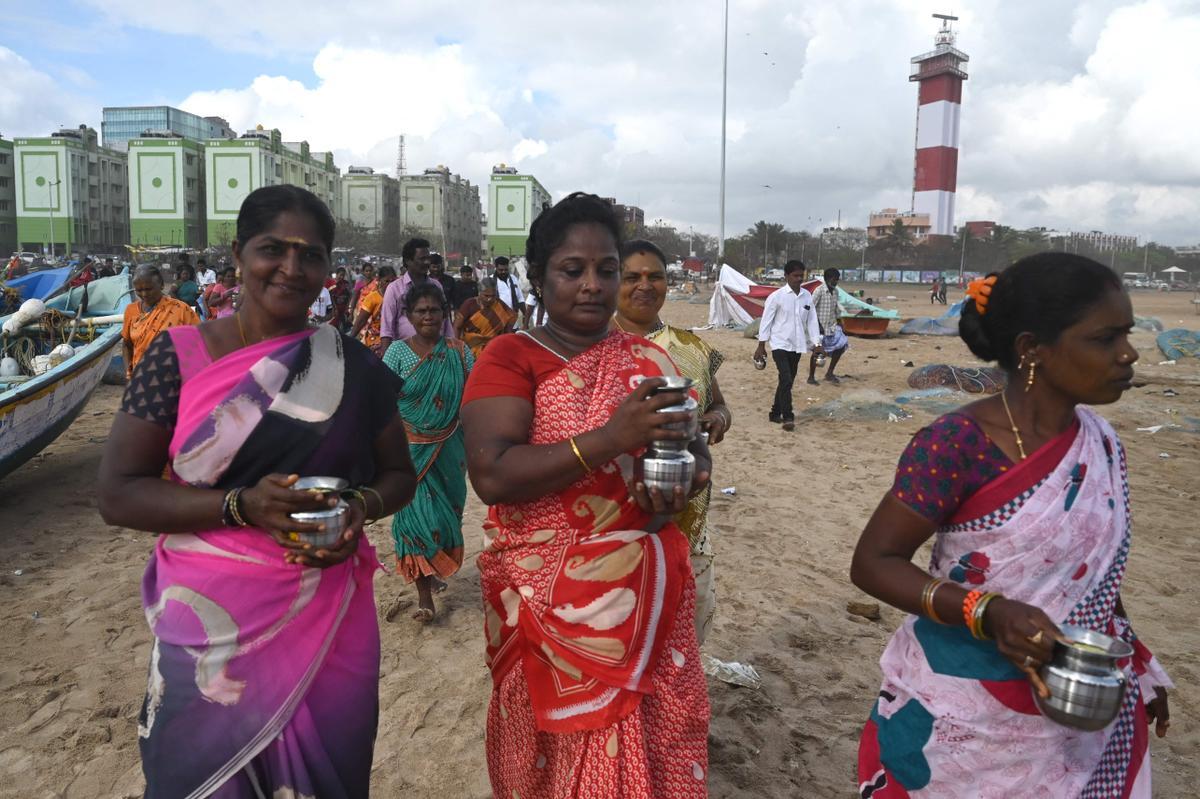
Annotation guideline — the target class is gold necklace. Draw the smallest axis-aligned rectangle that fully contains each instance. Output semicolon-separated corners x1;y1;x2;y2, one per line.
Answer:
999;391;1028;460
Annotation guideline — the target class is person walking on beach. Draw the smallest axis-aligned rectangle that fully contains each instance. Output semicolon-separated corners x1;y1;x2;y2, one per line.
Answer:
809;267;848;386
383;281;473;623
492;256;524;318
615;237;733;644
450;264;478;309
378;237;454;352
121;265;199;380
456;276;517;357
850;253;1171;797
754;259;822;431
350;265;397;356
462;193;711;797
98;184;417;798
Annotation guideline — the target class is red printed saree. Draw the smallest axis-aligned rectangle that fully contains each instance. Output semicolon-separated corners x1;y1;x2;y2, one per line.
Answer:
471;330;710;798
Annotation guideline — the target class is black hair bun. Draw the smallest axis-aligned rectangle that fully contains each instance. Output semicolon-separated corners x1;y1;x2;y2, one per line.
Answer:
958;298;998;363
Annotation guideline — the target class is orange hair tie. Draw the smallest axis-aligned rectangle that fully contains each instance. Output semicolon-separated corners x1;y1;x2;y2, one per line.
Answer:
965;275;997;315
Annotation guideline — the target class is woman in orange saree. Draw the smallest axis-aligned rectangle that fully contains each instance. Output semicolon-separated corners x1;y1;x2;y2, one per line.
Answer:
457;276;517;357
462;193;712;798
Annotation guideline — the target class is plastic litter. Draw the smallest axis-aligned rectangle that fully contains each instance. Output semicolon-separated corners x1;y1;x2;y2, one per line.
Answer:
1137;426;1165;434
1158;360;1176;366
1163;389;1179;397
1159;453;1171;459
800;390;911;423
13;569;23;576
887;413;901;423
701;654;762;689
720;487;737;495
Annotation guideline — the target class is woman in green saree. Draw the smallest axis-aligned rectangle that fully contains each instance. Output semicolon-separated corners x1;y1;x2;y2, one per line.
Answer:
383;281;474;622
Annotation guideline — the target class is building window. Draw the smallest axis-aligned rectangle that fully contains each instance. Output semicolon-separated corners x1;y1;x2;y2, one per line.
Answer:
0;154;7;165
0;177;7;188
186;154;195;166
0;201;7;211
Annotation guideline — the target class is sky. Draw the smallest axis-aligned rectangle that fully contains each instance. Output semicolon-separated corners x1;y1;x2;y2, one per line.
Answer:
2;0;1198;245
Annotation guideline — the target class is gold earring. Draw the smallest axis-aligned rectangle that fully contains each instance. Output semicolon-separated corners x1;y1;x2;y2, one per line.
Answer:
1025;360;1037;392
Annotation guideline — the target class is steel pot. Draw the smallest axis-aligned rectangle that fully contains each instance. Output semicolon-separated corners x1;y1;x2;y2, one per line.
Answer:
1036;625;1132;731
289;500;349;548
634;448;695;497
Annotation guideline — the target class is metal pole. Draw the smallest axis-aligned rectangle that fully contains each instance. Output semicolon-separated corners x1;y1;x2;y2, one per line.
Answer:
959;229;967;284
48;182;55;259
717;0;729;263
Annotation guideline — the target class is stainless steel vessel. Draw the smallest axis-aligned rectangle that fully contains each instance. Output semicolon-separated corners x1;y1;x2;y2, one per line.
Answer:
1036;625;1132;731
634;448;696;496
289;500;349;548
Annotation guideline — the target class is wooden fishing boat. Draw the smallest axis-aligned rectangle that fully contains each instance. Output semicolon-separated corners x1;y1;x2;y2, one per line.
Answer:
0;273;131;480
839;312;892;338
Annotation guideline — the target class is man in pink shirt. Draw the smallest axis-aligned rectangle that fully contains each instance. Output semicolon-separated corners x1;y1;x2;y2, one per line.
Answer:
379;237;454;353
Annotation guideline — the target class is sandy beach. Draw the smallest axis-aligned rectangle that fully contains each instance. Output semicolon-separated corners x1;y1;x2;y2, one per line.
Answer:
1;284;1196;798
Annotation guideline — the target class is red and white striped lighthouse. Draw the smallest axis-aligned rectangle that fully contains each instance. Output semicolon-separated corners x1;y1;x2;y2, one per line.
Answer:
910;14;968;238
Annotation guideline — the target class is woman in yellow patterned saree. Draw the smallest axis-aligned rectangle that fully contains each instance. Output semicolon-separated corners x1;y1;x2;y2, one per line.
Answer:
614;239;732;644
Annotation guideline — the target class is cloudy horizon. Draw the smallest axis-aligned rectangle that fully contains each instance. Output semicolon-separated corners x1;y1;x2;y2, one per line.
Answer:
3;0;1198;245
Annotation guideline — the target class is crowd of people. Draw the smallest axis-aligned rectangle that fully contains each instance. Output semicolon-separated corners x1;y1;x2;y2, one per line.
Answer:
94;184;1172;798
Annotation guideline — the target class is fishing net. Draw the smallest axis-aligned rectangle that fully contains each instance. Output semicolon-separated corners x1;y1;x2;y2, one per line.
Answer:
906;364;1008;394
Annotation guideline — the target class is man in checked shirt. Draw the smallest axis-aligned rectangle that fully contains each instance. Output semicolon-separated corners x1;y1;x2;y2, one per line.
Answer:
808;267;848;385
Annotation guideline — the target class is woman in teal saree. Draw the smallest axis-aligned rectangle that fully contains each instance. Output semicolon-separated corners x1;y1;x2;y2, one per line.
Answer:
383;281;474;622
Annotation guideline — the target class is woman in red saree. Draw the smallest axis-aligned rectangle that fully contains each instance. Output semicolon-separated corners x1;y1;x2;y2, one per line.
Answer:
99;186;417;798
850;254;1172;798
462;193;713;798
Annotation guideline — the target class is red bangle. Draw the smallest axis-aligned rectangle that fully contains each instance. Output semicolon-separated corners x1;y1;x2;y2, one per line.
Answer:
962;589;983;628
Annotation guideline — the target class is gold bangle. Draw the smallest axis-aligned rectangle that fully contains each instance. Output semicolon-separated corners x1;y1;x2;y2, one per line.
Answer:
360;486;385;522
971;592;1001;640
569;436;593;474
921;578;947;624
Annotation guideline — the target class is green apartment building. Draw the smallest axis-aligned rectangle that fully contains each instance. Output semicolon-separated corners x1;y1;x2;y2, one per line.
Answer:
127;134;207;248
14;125;128;256
205;127;342;247
487;165;550;258
0;138;15;256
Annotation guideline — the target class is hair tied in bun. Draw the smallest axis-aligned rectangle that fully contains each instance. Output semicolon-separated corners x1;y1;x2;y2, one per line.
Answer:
966;275;997;315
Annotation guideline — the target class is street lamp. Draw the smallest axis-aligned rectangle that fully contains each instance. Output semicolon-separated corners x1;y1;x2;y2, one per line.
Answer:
717;0;729;263
47;178;62;259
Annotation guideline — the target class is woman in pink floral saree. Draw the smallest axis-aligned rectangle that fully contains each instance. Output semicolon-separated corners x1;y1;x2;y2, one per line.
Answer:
850;254;1172;799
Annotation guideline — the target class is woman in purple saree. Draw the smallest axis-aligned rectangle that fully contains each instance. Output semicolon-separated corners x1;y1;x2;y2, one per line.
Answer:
99;186;417;798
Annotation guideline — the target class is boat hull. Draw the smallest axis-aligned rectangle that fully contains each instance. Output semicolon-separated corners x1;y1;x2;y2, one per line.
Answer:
0;330;120;480
842;316;891;337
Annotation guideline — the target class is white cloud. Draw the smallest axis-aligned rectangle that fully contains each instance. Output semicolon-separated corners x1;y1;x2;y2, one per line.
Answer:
3;1;1200;244
0;47;96;136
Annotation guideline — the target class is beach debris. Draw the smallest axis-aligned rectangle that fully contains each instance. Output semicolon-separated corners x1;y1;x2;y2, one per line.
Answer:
1159;453;1172;459
847;601;882;621
1163;389;1179;397
1158;360;1177;366
31;611;39;619
1137;426;1165;434
901;360;915;367
887;413;901;423
13;569;23;576
800;390;911;423
1156;329;1200;361
908;364;1006;394
702;654;762;689
720;487;737;495
1134;316;1164;333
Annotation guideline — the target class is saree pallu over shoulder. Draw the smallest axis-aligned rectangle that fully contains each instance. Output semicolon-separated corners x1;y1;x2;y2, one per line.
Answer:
478;331;695;734
140;324;385;799
859;407;1173;799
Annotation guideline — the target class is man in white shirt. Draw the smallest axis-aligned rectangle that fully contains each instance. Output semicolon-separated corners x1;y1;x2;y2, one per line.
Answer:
309;284;333;323
493;257;524;317
754;259;822;430
196;258;217;288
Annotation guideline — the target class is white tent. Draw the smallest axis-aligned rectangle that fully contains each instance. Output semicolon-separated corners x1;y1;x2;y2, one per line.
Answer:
1161;266;1187;274
708;264;768;328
